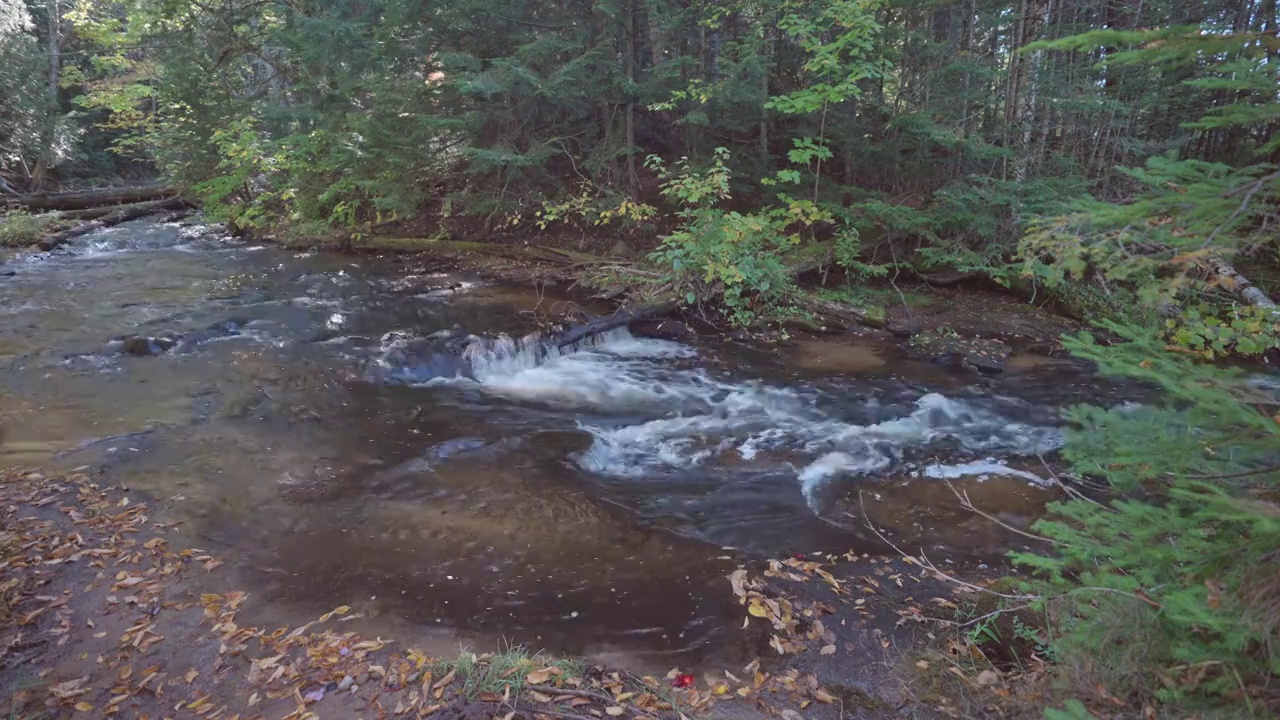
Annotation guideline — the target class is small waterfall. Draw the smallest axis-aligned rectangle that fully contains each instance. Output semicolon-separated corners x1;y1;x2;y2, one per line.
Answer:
462;327;635;380
377;326;643;383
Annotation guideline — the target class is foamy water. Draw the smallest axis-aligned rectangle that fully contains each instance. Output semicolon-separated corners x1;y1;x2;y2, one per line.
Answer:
377;328;1065;512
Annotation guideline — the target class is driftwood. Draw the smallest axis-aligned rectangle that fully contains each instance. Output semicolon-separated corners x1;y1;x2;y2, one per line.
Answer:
6;182;175;212
35;198;191;251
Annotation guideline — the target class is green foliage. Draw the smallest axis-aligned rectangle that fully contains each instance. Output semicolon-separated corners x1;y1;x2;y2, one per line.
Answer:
190;118;279;230
1014;325;1280;714
0;211;70;247
433;648;581;700
536;185;656;230
1164;305;1280;358
647;149;812;324
0;2;48;172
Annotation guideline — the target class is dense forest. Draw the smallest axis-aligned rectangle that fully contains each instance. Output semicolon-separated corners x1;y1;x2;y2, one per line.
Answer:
2;0;1279;716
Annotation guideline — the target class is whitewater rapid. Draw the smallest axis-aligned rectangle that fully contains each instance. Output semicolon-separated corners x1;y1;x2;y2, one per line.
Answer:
377;328;1064;510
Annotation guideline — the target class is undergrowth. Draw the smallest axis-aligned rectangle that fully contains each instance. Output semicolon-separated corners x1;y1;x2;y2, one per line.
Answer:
0;212;70;247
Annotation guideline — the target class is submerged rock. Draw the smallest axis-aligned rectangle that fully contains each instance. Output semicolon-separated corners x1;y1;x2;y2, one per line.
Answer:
112;334;179;356
908;331;1011;374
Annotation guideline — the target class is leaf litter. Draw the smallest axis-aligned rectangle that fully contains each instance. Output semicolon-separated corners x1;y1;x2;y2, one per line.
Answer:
0;467;780;720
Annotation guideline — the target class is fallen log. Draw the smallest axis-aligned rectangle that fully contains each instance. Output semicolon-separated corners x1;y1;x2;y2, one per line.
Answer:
55;199;183;221
549;299;680;348
35;198;191;251
1207;256;1280;321
6;182;175;212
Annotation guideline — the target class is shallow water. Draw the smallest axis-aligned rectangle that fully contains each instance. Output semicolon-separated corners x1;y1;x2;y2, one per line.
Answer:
0;220;1127;670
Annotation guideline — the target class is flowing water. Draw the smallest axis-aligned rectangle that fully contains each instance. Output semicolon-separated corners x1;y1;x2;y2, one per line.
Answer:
0;220;1124;671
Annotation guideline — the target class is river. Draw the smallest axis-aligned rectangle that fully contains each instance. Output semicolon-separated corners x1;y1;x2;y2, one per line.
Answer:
0;219;1117;672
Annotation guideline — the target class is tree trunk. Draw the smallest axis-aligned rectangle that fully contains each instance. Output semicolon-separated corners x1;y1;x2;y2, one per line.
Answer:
624;0;637;195
34;198;191;251
47;0;60;104
6;183;177;211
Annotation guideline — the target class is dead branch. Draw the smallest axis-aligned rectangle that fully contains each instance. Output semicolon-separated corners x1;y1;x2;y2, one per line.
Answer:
944;481;1062;546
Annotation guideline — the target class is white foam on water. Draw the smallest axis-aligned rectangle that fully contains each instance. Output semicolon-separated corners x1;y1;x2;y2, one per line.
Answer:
383;327;1064;511
922;459;1051;486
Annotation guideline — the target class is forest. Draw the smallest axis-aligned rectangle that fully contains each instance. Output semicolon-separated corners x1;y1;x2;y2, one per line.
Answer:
2;0;1279;716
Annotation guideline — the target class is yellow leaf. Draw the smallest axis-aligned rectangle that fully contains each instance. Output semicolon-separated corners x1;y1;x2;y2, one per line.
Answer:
746;600;769;618
74;702;93;712
526;667;559;685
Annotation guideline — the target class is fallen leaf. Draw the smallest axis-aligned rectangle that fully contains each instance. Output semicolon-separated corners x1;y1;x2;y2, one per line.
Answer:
819;644;836;656
74;702;93;712
770;635;786;655
432;669;456;691
672;674;695;688
605;707;625;716
184;668;199;684
813;688;837;704
526;667;559;685
976;669;1000;686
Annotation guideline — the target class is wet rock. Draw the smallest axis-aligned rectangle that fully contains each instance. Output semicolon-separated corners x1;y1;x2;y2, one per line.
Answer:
886;318;922;338
118;336;156;356
907;331;1010;374
114;334;178;356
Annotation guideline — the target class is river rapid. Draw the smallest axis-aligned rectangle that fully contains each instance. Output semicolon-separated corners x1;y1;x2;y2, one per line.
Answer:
0;219;1120;671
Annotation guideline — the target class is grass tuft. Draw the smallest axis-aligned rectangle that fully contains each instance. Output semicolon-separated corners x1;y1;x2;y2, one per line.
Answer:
431;646;583;700
0;212;72;247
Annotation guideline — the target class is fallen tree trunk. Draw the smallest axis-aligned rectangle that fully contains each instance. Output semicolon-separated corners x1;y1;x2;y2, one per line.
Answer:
55;199;183;221
6;183;176;212
1207;256;1280;321
550;300;680;348
36;198;191;251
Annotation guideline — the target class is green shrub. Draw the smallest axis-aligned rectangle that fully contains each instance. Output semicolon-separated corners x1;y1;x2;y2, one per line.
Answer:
646;148;831;326
0;211;69;247
1016;324;1280;717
